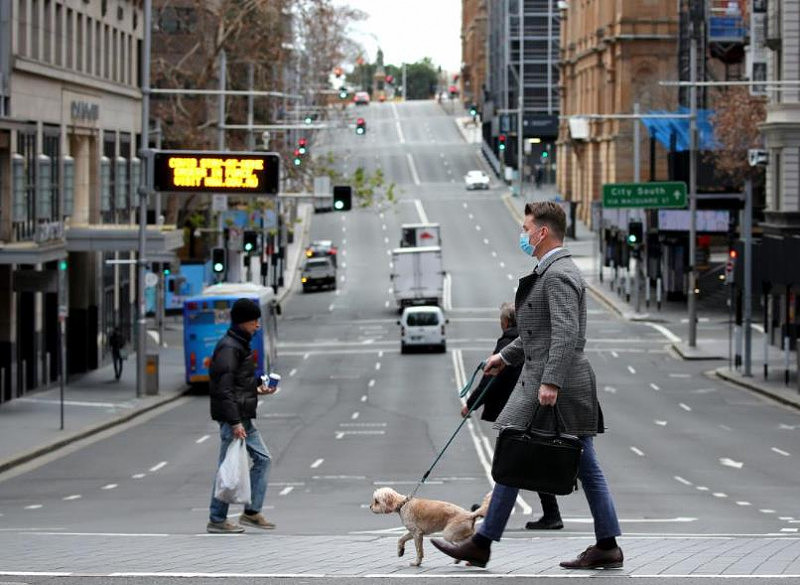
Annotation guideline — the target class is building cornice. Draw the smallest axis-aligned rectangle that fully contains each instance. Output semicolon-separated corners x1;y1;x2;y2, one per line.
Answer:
13;57;142;101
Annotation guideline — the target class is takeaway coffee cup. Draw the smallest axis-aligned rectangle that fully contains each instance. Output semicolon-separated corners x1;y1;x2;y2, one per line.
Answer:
267;373;281;390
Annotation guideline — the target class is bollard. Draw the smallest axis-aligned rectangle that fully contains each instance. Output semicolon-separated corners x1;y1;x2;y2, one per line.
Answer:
145;353;159;395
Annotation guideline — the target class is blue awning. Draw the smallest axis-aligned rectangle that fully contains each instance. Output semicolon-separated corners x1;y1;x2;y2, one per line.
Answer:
640;107;719;151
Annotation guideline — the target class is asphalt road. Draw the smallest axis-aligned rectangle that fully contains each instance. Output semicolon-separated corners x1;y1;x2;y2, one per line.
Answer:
0;100;798;584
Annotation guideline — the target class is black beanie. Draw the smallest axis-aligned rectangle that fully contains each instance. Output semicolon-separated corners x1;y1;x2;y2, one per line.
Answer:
230;298;261;324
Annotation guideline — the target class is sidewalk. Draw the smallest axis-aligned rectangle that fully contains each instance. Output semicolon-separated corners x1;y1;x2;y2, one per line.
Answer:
0;202;313;475
502;188;800;411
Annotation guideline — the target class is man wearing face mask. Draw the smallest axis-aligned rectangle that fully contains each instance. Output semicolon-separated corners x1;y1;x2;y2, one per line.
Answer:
432;201;622;570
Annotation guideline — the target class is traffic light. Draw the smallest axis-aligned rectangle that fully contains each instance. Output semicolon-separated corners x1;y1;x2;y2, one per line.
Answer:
332;185;352;211
298;138;308;155
386;74;394;84
469;104;478;117
627;221;643;247
162;262;171;276
355;118;366;135
243;230;258;254
339;88;348;99
293;148;302;166
58;259;68;271
211;247;226;275
498;134;507;151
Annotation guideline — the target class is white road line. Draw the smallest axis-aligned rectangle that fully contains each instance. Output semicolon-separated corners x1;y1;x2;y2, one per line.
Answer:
654;420;668;426
340;423;386;427
131;473;146;479
361;395;367;402
483;238;489;245
674;476;693;486
289;368;297;377
650;383;661;391
335;430;386;439
101;484;118;490
491;251;497;257
713;492;728;498
627;365;636;374
507;274;514;280
368;379;376;387
679;403;692;412
644;322;682;343
310;458;324;469
737;501;752;506
696;486;709;491
719;457;743;469
603;386;617;394
499;261;505;268
378;350;384;358
670;373;691;378
195;435;210;444
375;362;381;370
279;486;294;496
630;446;645;457
351;412;360;420
468;213;474;220
414;198;428;223
24;504;43;510
384;300;390;308
63;494;82;501
149;461;168;472
772;447;791;456
303;353;310;360
395;121;405;143
611;351;619;358
407;153;421;186
760;509;776;514
475;225;482;231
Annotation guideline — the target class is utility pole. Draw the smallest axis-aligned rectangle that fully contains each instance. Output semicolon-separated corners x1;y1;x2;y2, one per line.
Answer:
517;0;524;200
687;25;699;348
743;177;753;376
633;102;642;314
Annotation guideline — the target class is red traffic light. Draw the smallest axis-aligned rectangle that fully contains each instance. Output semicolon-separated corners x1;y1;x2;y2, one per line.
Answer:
730;249;738;259
298;138;307;147
499;134;506;142
357;118;365;125
293;148;301;156
386;75;394;84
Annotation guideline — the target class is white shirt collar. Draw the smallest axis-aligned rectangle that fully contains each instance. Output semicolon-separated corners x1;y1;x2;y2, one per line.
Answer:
537;246;564;264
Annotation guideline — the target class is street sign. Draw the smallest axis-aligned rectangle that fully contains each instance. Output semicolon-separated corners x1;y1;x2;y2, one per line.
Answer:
602;181;687;209
13;269;58;293
152;150;281;195
212;194;228;212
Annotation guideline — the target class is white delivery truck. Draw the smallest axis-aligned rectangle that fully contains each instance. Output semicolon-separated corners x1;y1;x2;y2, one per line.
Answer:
400;223;441;248
390;246;445;310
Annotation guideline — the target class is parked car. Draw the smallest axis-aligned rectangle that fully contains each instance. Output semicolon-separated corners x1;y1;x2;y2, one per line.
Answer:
301;256;337;291
353;91;370;105
398;306;448;354
305;239;337;266
464;170;490;190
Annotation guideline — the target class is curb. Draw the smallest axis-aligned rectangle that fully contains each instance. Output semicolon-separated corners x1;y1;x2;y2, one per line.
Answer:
714;367;800;411
276;202;313;306
0;387;192;475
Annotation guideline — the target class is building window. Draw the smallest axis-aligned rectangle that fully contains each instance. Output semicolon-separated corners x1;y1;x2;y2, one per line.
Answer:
104;24;110;79
43;0;52;63
773;151;781;210
102;132;116;223
15;130;37;241
111;28;117;81
95;20;101;76
43;128;60;220
54;1;61;66
76;12;83;71
65;7;73;69
17;0;28;57
31;0;40;60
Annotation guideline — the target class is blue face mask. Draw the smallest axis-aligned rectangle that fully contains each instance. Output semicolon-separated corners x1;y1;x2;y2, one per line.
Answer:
519;232;534;256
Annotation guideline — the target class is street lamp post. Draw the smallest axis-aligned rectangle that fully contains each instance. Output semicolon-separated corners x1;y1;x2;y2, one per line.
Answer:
687;31;699;348
517;0;524;200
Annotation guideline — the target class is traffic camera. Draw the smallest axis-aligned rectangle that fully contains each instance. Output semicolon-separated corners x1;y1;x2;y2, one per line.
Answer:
332;185;352;211
355;118;366;135
211;247;226;275
243;230;258;254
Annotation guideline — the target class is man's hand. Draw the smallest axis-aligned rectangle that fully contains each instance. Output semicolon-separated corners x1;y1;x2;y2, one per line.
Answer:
538;383;559;406
232;423;247;439
484;353;506;375
257;383;278;395
460;405;470;418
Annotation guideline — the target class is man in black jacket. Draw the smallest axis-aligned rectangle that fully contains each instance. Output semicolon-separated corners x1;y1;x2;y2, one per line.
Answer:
207;298;278;534
462;302;562;530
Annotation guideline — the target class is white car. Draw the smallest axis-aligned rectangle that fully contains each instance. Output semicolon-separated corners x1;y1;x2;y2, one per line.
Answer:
398;306;448;354
464;170;490;190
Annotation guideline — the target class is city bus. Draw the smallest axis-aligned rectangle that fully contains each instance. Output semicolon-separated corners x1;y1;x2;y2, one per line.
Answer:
183;282;279;388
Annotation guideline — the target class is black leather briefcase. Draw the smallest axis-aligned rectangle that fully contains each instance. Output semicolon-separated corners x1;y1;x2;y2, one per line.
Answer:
491;405;583;496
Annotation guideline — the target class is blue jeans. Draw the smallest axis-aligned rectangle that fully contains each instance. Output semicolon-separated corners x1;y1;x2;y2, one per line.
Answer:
209;420;272;523
478;436;621;541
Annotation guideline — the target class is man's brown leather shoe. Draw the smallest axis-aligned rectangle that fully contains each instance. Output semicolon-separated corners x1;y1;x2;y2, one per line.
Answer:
560;545;623;569
431;537;490;568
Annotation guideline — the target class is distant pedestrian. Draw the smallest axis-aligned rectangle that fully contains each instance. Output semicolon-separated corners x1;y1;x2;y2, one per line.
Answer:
534;165;544;188
207;298;278;534
109;327;125;381
461;302;562;530
433;201;623;569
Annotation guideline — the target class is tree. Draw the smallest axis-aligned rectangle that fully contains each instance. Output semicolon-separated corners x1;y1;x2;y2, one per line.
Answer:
404;58;439;100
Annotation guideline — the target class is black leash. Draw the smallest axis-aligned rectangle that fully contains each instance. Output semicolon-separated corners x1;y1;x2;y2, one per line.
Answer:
407;361;497;499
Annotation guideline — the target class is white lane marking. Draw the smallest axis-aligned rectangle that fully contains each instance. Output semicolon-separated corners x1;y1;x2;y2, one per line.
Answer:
674;476;693;486
131;473;146;479
781;528;799;533
101;484;118;490
483;238;489;245
63;494;82;501
679;403;692;412
611;351;619;358
310;459;324;469
303;353;310;360
351;412;360;420
670;373;691;378
339;423;386;427
654;420;668;426
737;501;752;506
507;274;514;280
378;351;384;358
499;261;505;268
24;504;43;510
375;362;381;371
384;300;390;308
16;397;124;408
630;446;645;457
603;386;617;394
719;424;733;431
414;199;428;224
475;225;482;231
279;486;294;496
149;461;168;473
381;224;387;231
368;379;376;388
406;153;421;186
627;365;636;374
468;213;474;220
713;492;728;498
650;383;661;391
719;457;743;469
696;486;709;491
195;435;210;444
491;251;497;257
328;304;335;312
644;322;682;343
760;509;776;514
289;368;297;377
361;395;367;402
335;430;386;439
772;447;791;456
395;121;405;144
384;237;389;244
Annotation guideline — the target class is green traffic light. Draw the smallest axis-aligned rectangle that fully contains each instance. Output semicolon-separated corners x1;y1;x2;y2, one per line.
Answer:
298;146;307;155
542;151;549;158
58;260;68;271
244;243;253;252
304;116;312;124
163;268;171;275
213;262;224;273
339;90;348;99
627;234;637;244
334;200;344;210
499;144;505;151
294;158;302;166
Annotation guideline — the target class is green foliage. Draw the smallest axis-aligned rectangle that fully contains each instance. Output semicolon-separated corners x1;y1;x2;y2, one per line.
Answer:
404;58;439;100
316;152;398;210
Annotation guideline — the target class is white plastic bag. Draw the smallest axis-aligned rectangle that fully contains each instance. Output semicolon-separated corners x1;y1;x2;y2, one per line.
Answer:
214;439;251;504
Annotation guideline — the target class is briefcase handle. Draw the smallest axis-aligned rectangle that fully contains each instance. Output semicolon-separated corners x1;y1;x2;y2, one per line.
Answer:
526;403;568;436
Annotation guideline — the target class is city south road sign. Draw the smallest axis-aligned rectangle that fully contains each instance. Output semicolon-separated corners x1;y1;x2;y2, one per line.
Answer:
602;181;687;209
153;150;280;195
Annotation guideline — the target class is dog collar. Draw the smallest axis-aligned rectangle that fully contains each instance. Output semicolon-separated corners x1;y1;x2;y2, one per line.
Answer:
397;496;411;512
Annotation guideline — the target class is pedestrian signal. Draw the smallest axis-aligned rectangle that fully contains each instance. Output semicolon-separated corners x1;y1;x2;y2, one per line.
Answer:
333;185;352;212
355;118;366;135
212;248;226;274
243;231;258;254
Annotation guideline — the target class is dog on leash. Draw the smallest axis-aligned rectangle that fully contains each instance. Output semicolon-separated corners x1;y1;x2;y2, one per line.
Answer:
369;487;491;567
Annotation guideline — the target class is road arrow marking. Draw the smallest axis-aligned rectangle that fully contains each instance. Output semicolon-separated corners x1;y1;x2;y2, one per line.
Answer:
719;457;743;469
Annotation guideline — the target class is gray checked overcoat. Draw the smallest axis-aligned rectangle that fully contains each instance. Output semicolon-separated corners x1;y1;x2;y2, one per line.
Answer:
494;248;601;436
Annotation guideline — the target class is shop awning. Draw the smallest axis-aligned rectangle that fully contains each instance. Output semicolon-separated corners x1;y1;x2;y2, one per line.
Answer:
641;107;719;151
66;224;184;260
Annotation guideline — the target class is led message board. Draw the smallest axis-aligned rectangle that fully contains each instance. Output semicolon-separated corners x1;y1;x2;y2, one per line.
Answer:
152;151;280;194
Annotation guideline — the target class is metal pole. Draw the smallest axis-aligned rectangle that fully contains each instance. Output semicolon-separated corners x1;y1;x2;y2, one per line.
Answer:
517;0;524;200
402;63;407;101
218;50;226;151
247;63;255;150
743;177;753;376
688;34;698;348
634;102;641;313
136;0;152;399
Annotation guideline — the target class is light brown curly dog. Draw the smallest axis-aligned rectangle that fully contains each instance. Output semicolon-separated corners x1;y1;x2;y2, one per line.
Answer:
369;487;491;567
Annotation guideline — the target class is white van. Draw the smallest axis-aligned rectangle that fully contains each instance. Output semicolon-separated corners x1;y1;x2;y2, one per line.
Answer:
398;306;448;354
